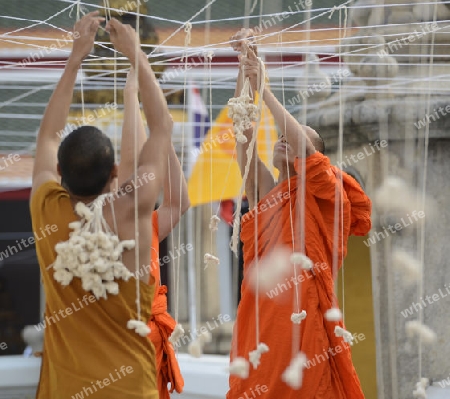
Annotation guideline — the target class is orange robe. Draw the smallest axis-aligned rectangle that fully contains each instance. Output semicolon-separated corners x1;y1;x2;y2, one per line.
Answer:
30;182;158;399
147;212;184;398
227;153;372;399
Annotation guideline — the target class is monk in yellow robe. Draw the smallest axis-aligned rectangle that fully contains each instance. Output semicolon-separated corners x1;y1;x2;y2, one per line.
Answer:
118;69;188;398
30;15;173;398
227;31;372;399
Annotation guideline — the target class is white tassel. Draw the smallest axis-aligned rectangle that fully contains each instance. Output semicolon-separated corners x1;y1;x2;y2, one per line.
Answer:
334;326;354;345
127;320;151;337
405;321;437;344
169;323;185;345
204;253;220;270
209;215;221;232
188;340;202;358
248;248;292;293
188;331;212;358
413;378;429;398
51;194;135;302
290;252;313;270
291;311;307;324
228;357;250;379
228;78;259;142
392;250;421;284
282;352;308;389
325;308;342;322
249;342;269;369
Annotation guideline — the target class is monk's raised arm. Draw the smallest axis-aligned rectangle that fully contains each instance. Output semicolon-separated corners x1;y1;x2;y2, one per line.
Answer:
107;19;172;215
241;46;316;160
231;30;275;208
117;68;147;187
118;70;189;241
31;12;104;197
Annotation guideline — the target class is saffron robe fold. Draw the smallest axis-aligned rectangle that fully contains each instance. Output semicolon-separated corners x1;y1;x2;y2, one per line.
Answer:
148;212;184;398
227;152;372;399
30;181;158;399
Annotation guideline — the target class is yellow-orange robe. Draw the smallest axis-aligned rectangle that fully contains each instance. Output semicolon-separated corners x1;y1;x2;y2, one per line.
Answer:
227;152;372;399
147;212;184;399
30;181;158;399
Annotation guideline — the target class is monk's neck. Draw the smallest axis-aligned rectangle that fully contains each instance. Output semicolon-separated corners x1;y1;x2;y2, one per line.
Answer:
277;164;297;184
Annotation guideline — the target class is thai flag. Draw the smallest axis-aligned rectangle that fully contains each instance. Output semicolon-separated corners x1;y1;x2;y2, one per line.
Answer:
188;83;210;149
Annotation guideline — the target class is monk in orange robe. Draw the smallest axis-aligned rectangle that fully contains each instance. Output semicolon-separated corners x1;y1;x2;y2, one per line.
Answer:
118;69;188;398
30;16;173;398
227;31;372;398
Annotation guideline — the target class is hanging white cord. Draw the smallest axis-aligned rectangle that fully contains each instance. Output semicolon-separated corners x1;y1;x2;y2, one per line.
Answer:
418;0;438;382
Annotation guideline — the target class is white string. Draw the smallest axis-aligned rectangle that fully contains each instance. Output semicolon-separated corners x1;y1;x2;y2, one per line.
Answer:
133;0;142;320
417;0;438;382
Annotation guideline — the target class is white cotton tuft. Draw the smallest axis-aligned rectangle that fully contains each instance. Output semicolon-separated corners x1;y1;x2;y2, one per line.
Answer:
68;221;82;231
75;202;93;221
188;340;202;358
248;248;292;294
127;319;151;337
282;352;308;390
120;240;136;250
249;342;269;369
228;357;250;379
169;323;185;345
209;215;221;232
391;250;421;284
53;269;74;286
227;78;260;142
204;253;220;270
325;308;342;322
412;378;429;398
405;321;437;344
291;311;307;324
290;252;313;270
104;281;119;295
199;331;212;344
334;326;354;345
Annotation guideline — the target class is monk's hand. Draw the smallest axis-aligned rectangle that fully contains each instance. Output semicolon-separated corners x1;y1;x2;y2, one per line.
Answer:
71;11;104;64
125;67;138;93
241;43;263;94
230;28;258;56
106;18;141;63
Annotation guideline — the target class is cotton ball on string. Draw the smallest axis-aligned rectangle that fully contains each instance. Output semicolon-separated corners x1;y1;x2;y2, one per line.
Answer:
127;320;151;337
227;78;259;143
204;253;220;270
188;331;212;358
391;249;421;285
325;308;342;322
412;378;429;399
228;357;250;379
169;323;185;345
249;342;269;369
291;311;307;324
290;252;313;270
209;215;221;232
247;247;292;294
405;321;437;344
281;352;308;389
374;176;435;220
334;326;354;345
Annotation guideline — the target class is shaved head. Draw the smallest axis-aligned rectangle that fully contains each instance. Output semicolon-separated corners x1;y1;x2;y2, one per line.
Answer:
304;126;325;155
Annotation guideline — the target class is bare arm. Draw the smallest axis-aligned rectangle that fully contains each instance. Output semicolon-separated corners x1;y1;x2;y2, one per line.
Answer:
231;30;275;209
117;68;147;186
157;146;190;241
107;19;172;216
262;88;316;158
31;12;104;197
118;69;190;241
242;44;315;159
